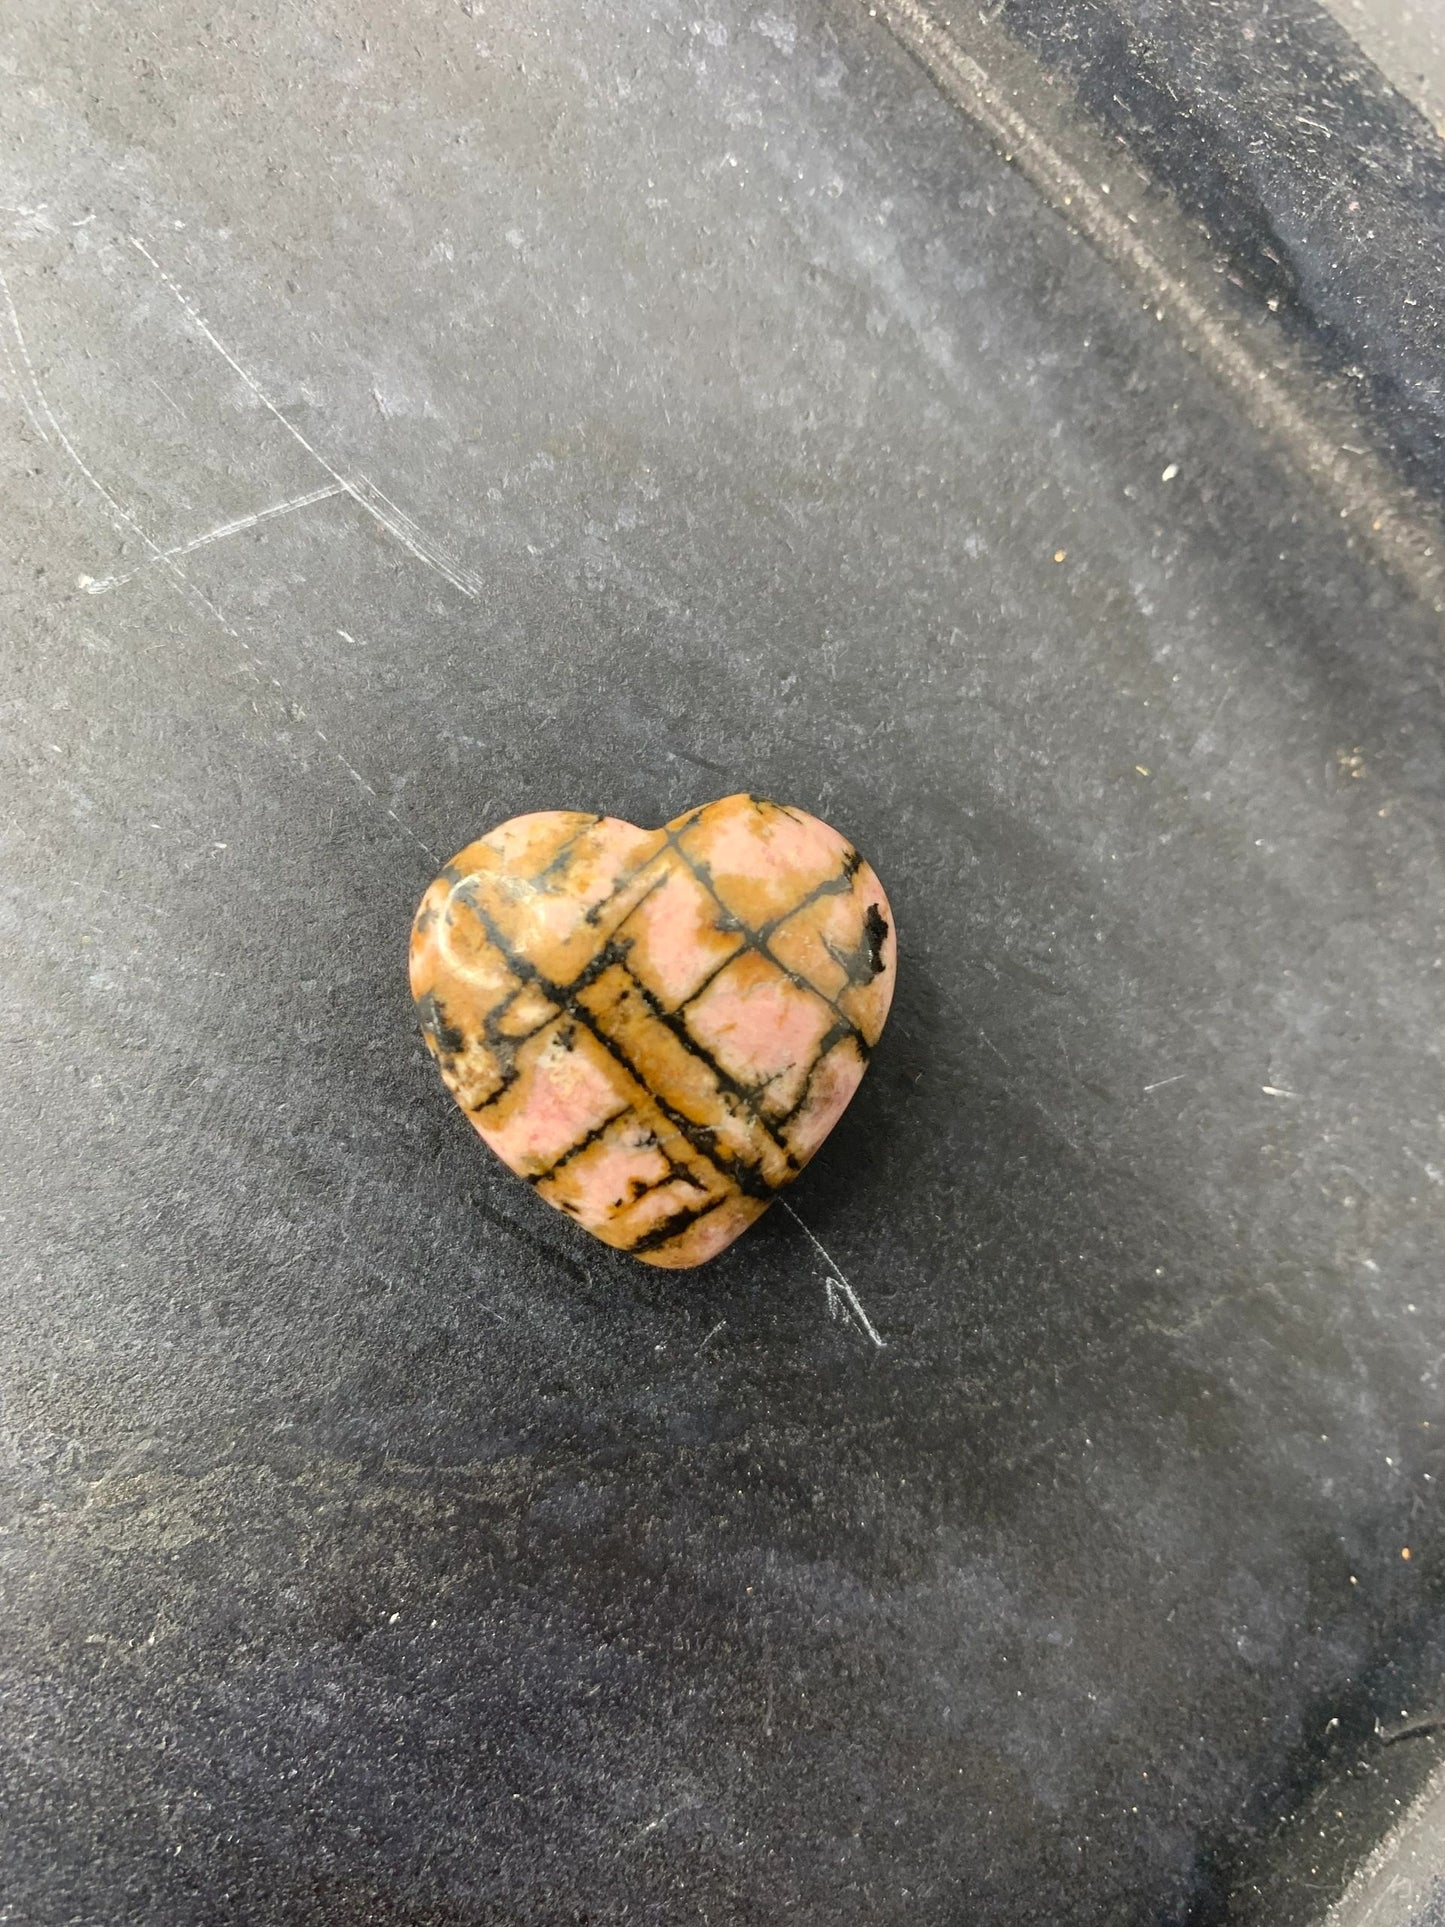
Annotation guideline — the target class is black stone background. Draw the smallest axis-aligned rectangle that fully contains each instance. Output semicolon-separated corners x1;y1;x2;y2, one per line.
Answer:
1;0;1442;1921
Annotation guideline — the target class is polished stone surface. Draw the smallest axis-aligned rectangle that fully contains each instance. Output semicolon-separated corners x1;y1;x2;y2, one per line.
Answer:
411;797;895;1266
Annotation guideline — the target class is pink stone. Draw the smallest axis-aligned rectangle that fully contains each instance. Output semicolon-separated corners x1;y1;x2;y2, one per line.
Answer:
410;794;896;1267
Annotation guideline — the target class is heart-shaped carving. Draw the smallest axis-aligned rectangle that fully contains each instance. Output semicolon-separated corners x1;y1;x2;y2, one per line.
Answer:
410;794;896;1268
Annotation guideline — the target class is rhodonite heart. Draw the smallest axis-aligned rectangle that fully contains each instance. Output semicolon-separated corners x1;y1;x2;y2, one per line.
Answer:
409;793;896;1268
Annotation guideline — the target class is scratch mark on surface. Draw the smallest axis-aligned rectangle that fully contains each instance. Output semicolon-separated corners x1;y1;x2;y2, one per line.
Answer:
780;1199;886;1349
81;483;346;592
1262;1084;1302;1098
978;1027;1010;1068
352;471;427;538
698;1320;726;1353
631;1804;692;1844
0;259;237;636
130;237;483;601
1143;1073;1186;1093
313;730;438;864
0;256;437;867
146;374;187;420
0;272;51;445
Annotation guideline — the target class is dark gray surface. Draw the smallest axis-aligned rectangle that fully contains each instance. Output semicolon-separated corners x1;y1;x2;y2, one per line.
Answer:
989;0;1445;500
2;1;1443;1922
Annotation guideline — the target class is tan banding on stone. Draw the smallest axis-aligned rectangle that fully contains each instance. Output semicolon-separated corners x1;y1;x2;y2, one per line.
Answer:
409;793;896;1268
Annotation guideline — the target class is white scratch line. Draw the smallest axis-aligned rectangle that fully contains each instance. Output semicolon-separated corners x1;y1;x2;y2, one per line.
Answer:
81;483;345;592
129;236;482;601
1143;1073;1186;1093
353;470;427;535
1262;1085;1302;1098
146;374;187;420
0;273;50;444
353;470;483;595
1;258;437;871
780;1199;885;1350
0;260;237;636
312;730;439;863
978;1027;1010;1068
631;1804;690;1844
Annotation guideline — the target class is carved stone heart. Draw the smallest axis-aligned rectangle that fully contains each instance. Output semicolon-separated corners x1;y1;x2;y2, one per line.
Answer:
409;794;896;1268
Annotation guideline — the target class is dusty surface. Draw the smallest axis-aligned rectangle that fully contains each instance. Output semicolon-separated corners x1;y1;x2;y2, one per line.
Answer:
2;1;1443;1921
1322;0;1445;129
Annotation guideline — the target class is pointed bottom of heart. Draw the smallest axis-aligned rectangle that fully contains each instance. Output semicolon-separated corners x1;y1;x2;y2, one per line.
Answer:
410;793;896;1267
